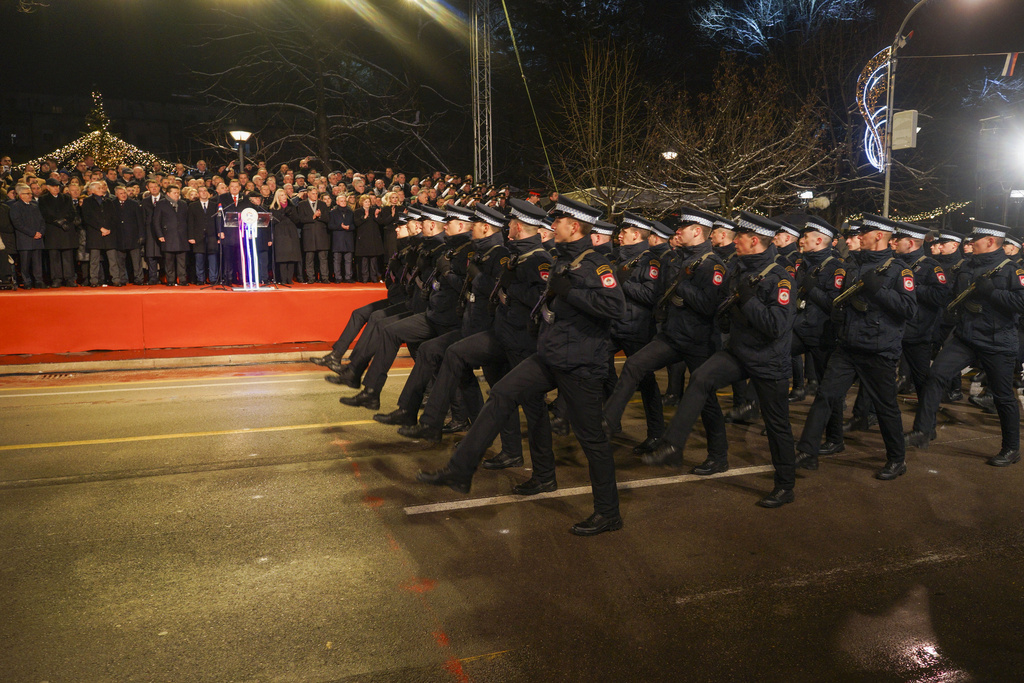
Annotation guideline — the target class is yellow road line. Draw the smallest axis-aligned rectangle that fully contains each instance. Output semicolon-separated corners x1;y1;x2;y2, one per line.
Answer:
0;369;324;392
457;649;512;663
0;420;375;451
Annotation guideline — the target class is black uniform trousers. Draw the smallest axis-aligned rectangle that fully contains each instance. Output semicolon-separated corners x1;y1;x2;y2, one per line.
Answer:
798;347;905;463
913;336;1019;451
416;331;546;460
604;338;665;440
665;362;686;397
790;335;842;444
448;353;616;516
901;340;934;397
397;329;482;417
347;306;414;376
363;313;451;394
331;298;401;356
663;350;795;489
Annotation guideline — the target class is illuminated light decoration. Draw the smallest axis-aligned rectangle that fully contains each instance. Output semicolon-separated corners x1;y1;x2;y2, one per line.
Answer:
238;208;261;291
847;200;973;224
857;47;892;172
15;92;184;173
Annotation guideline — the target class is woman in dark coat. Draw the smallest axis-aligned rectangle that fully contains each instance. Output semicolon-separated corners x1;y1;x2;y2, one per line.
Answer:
270;189;301;284
377;191;401;262
352;193;384;282
328;194;354;282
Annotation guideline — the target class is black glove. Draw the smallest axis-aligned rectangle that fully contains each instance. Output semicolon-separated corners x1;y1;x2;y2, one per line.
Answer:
466;260;481;280
547;272;571;296
973;277;997;299
861;269;885;295
737;277;757;304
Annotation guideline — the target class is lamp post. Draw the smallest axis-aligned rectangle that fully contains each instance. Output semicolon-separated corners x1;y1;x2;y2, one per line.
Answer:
229;130;251;177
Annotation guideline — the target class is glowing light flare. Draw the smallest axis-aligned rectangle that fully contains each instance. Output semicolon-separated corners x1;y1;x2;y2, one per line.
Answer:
857;47;892;172
404;0;470;41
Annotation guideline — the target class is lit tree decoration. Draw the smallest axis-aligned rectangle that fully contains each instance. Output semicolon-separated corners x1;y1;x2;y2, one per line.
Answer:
16;92;182;173
847;200;973;223
857;47;891;172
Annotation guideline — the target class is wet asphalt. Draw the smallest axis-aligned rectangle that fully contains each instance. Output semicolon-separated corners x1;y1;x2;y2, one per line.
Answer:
0;362;1022;682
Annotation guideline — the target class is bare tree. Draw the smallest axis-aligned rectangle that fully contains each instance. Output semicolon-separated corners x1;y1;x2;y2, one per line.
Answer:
546;39;647;216
639;58;831;215
192;8;460;171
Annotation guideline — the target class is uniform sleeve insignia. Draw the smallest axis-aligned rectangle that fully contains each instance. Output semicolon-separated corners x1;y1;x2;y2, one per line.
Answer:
934;266;946;284
903;274;915;291
834;273;845;289
778;279;792;289
596;264;612;275
1017;268;1024;287
539;264;550;281
777;286;791;305
648;265;660;280
712;264;725;286
499;256;509;267
601;273;617;288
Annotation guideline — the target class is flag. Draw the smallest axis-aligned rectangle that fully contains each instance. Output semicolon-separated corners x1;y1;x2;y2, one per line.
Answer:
1002;53;1019;78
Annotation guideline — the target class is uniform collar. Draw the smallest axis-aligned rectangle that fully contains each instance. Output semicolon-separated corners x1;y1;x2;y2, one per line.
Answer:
511;233;542;255
856;247;894;265
681;240;713;259
556;236;592;259
618;241;647;260
472;230;503;250
445;231;472;248
971;249;1008;267
801;247;833;266
738;244;778;270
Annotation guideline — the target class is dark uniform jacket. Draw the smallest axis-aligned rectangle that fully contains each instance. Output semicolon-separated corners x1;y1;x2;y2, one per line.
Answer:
611;241;660;344
661;240;725;352
9;198;46;251
328;205;354;253
296;199;329;251
410;234;446;314
385;235;416;299
494;233;552;353
461;230;509;337
154;198;190;253
835;248;917;360
792;247;845;347
777;242;800;275
81;194;119;251
952;249;1024;355
426;231;472;331
723;246;795;380
649;241;676;293
187;199;220;253
38;192;78;251
537;237;625;381
113;198;144;251
898;247;951;345
270;205;301;263
933;250;964;344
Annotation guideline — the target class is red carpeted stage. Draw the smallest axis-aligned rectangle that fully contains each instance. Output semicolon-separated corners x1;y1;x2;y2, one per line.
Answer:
0;284;386;355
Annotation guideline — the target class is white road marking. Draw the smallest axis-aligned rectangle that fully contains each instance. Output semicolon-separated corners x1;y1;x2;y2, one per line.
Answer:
403;465;775;515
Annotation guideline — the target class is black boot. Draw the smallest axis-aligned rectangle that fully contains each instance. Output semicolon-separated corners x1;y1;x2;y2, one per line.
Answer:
876;460;907;480
632;436;661;455
987;448;1021;467
757;488;794;508
690;457;729;476
339;388;379;410
325;365;361;389
550;416;570;436
482;451;525;470
903;429;934;449
441;417;472;434
373;408;417;426
725;402;758;424
397;422;443;444
641;441;683;467
310;351;339;367
416;465;471;493
788;387;807;403
968;392;997;414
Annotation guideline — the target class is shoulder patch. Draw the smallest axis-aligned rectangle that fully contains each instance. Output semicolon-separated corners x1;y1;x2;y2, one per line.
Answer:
601;273;617;289
650;258;660;268
712;267;724;286
538;263;550;281
648;263;660;280
777;285;791;305
596;264;612;275
903;272;915;292
499;256;509;267
901;268;913;278
934;266;946;284
778;278;792;290
833;272;845;290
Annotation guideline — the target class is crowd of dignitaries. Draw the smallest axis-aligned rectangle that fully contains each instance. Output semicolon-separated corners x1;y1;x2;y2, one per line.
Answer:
315;196;1024;536
0;154;528;290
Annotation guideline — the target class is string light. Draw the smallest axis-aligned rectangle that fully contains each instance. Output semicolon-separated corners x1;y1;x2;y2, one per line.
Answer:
847;200;973;223
14;92;184;173
857;47;891;172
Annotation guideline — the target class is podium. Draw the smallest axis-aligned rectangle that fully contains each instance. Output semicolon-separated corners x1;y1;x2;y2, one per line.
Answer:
223;208;272;291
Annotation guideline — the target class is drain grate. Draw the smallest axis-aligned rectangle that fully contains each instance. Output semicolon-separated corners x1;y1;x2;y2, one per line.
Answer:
39;373;75;380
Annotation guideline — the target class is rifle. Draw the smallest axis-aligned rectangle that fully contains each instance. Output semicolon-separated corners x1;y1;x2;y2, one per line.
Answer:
654;250;715;319
833;257;894;312
946;259;1011;314
795;255;835;310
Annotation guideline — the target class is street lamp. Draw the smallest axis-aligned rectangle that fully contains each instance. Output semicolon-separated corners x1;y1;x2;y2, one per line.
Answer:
662;149;678;161
229;130;251;176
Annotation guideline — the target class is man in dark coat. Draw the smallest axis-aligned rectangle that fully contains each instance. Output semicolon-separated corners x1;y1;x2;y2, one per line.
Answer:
0;199;15;287
112;186;144;286
39;178;78;287
155;186;190;286
9;184;46;288
141;179;165;284
218;179;253;285
296;187;330;282
328;196;354;282
81;181;122;287
188;185;220;284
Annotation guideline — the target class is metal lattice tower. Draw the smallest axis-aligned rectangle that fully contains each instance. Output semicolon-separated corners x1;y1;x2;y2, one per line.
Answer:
470;0;493;185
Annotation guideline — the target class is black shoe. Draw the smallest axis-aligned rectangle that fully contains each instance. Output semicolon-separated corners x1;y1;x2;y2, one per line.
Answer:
903;429;934;449
819;439;845;455
896;375;914;395
641;441;683;467
661;393;680;407
757;488;795;508
397;422;443;444
987;448;1021;467
373;408;417;426
67;281;79;288
602;417;621;438
416;466;471;494
843;415;878;434
482;451;525;470
876;461;907;480
339;388;379;410
324;357;345;374
725;402;758;424
550;416;570;436
570;512;623;536
805;379;819;395
788;387;806;402
512;477;557;495
441;418;471;434
632;436;661;455
795;451;818;471
943;388;964;403
326;365;361;389
310;352;339;367
48;282;61;288
690;458;729;476
969;393;997;414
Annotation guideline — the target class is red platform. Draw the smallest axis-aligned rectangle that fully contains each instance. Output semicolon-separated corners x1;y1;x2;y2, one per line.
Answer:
0;283;386;355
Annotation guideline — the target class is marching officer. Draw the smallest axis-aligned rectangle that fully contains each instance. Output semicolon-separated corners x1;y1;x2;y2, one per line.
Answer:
417;196;626;537
905;220;1024;466
643;211;797;507
796;214;917;479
